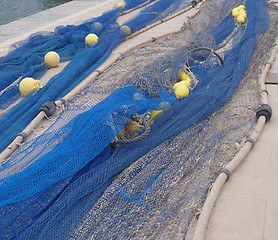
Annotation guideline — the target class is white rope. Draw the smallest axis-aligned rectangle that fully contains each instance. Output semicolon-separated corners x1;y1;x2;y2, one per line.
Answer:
0;76;22;97
192;37;278;240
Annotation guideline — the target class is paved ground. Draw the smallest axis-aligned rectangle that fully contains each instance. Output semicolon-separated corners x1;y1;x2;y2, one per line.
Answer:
0;0;119;55
0;1;277;239
204;58;278;240
0;0;105;42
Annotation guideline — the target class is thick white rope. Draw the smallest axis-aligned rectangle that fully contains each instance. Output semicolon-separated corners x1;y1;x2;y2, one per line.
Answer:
191;37;278;240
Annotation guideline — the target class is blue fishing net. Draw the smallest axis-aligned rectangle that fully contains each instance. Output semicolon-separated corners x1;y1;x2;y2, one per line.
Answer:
0;0;193;152
0;87;175;207
0;0;272;239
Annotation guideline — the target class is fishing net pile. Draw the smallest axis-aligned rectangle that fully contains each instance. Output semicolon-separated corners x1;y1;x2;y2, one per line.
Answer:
0;0;277;239
0;0;193;152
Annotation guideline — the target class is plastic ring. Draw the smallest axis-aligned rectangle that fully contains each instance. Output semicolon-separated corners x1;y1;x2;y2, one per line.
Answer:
244;138;255;148
17;132;28;143
219;168;231;180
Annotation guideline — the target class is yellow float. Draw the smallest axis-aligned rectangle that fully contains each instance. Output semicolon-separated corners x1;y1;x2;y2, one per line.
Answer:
237;15;246;24
115;2;125;10
178;71;191;81
232;8;240;18
44;51;60;68
19;77;40;96
120;25;131;35
175;84;189;98
85;33;99;46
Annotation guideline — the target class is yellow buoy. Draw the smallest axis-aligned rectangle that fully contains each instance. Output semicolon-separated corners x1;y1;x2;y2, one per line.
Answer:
237;15;246;24
239;10;247;19
232;8;240;17
115;2;125;10
120;25;131;35
181;79;191;88
44;51;60;68
175;84;189;98
92;22;103;32
238;5;245;10
19;77;40;96
173;80;190;90
85;33;98;46
173;81;184;90
178;71;191;81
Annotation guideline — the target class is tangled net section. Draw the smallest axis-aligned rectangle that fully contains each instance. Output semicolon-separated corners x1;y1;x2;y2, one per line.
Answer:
0;0;197;153
0;0;277;239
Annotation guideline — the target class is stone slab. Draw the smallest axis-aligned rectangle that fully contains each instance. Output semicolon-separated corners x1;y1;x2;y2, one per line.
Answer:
205;196;265;240
264;200;278;240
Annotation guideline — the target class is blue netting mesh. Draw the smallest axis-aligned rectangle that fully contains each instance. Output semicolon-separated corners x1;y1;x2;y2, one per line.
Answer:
0;0;272;239
0;0;192;152
0;87;174;207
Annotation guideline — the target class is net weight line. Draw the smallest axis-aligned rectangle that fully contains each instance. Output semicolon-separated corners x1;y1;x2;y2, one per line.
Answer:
192;36;278;240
